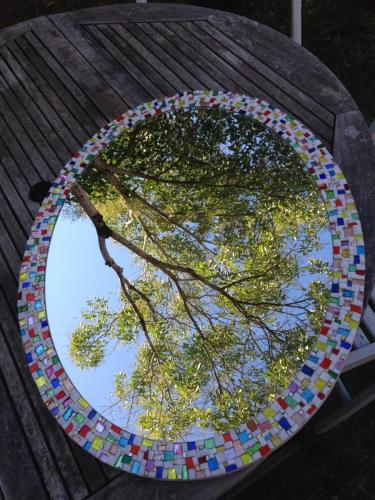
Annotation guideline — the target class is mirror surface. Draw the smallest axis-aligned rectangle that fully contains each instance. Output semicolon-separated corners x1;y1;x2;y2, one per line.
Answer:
46;108;332;441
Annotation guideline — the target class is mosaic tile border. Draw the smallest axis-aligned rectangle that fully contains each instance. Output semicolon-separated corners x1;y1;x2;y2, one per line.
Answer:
18;90;365;480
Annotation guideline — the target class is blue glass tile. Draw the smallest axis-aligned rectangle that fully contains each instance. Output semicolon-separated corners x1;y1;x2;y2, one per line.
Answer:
278;417;292;431
301;364;314;376
208;458;219;471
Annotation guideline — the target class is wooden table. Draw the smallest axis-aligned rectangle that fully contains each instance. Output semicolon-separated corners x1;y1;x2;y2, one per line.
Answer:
1;3;375;499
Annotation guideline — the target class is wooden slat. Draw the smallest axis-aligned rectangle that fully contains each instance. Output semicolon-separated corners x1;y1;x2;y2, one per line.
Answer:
8;37;86;150
0;155;36;226
190;21;334;135
315;381;375;434
1;44;75;160
61;4;218;24
333;110;375;303
0;215;22;282
84;24;171;98
34;16;126;122
353;327;370;348
0;73;59;180
0;95;48;185
67;439;109;493
24;30;106;132
0;286;91;499
110;23;191;93
343;343;375;373
0;366;49;500
209;14;357;115
88;459;253;500
48;14;150;109
167;21;332;143
87;23;179;96
132;22;207;90
150;21;230;90
0;18;38;47
361;306;375;340
0;329;70;499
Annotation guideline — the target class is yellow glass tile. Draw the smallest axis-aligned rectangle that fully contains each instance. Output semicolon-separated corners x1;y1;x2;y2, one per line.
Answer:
315;378;325;391
241;453;252;465
20;273;28;281
167;469;177;480
78;397;89;408
38;310;46;319
264;407;276;419
349;319;359;328
316;341;326;351
91;437;104;451
35;376;46;388
271;435;282;447
142;438;153;447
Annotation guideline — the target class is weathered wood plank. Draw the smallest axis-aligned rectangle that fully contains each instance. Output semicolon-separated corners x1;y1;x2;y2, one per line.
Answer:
133;22;206;90
24;30;106;132
0;95;49;185
333;110;375;302
343;342;375;373
67;439;109;493
60;3;217;24
110;23;189;93
0;215;22;281
190;21;334;132
1;44;75;160
0;182;30;256
209;14;357;115
0;366;49;500
0;73;59;180
151;21;230;90
195;20;334;126
8;36;87;149
0;18;39;47
0;327;71;499
47;14;148;109
89;23;177;96
362;306;375;340
0;286;90;499
314;381;375;435
88;460;253;500
33;16;126;123
353;327;370;348
168;20;332;143
0;155;36;227
84;24;170;98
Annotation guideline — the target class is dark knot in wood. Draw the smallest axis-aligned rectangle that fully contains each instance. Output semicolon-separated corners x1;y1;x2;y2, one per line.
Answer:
28;181;53;203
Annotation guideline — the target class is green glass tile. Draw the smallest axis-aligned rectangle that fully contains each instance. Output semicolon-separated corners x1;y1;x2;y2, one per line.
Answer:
248;442;261;455
204;438;215;449
74;412;85;424
51;355;60;365
182;465;188;480
285;395;297;409
122;454;132;464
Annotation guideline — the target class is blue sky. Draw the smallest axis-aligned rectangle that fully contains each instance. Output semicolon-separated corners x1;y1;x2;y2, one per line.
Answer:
46;206;139;428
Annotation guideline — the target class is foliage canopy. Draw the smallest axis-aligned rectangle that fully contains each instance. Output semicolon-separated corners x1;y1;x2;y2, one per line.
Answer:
64;108;331;440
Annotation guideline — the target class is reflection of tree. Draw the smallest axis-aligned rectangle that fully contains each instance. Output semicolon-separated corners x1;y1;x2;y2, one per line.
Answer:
67;109;330;440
